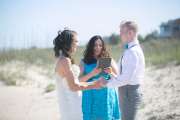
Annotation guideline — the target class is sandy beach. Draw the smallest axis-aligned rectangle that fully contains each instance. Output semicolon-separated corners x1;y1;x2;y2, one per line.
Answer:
0;65;180;120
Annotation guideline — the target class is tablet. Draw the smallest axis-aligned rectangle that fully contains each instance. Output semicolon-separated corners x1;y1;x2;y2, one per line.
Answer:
96;57;111;75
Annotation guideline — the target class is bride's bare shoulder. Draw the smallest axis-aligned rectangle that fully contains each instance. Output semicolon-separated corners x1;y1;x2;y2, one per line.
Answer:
56;57;71;68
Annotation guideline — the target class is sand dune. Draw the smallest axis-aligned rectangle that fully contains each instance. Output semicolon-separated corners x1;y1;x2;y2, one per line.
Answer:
139;66;180;120
0;65;180;120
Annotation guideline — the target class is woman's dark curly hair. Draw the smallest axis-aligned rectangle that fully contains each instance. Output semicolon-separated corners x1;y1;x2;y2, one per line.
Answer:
53;28;77;64
83;36;111;64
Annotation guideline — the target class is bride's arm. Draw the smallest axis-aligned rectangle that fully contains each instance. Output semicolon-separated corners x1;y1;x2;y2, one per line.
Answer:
79;79;101;85
78;60;102;82
56;57;102;91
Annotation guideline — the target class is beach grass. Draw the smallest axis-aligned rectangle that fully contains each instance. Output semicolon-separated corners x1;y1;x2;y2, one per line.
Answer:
0;39;180;85
45;83;56;92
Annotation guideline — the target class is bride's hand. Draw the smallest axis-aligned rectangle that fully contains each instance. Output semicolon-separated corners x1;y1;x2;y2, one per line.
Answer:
92;78;103;89
92;78;101;83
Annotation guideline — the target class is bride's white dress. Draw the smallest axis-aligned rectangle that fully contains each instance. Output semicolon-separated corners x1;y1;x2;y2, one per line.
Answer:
55;54;83;120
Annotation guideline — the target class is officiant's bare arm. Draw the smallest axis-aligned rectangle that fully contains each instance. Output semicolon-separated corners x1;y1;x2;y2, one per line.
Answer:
78;60;102;82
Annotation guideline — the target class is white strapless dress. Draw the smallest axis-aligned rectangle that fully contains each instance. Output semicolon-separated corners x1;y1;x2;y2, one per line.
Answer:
55;54;83;120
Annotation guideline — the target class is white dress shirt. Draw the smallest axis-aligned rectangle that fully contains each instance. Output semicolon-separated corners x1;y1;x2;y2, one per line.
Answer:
107;40;145;88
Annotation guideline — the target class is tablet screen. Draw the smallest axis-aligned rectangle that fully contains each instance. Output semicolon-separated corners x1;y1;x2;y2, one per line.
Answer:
96;57;111;74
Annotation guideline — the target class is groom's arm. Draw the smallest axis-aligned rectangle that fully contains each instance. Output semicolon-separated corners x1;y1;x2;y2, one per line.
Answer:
107;64;138;88
107;51;140;88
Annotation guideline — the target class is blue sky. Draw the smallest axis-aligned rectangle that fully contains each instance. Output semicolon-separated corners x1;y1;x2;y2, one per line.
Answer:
0;0;180;48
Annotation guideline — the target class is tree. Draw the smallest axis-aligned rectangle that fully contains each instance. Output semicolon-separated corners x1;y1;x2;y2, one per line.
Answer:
144;30;158;41
109;33;120;45
102;36;109;44
138;35;143;41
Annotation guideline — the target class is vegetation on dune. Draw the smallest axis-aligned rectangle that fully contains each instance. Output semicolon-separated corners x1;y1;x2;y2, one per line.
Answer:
0;39;180;86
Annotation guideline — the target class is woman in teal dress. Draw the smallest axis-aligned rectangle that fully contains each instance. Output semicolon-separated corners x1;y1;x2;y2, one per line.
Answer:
79;36;121;120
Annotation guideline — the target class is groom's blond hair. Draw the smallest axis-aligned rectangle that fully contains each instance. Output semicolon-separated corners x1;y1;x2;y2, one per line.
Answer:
120;21;138;36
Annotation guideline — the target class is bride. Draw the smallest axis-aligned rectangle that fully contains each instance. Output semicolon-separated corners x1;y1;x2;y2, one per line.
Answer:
53;28;102;120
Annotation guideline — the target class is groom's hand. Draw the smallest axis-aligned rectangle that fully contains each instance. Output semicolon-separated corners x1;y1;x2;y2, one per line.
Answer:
100;77;108;87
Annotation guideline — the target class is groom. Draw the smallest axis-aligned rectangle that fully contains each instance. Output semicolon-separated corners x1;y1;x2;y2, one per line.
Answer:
100;21;145;120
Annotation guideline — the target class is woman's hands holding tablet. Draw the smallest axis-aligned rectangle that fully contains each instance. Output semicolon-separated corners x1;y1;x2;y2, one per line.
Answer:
91;68;102;76
104;67;112;75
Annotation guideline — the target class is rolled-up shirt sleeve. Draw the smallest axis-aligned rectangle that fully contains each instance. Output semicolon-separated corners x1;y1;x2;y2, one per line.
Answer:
107;50;140;88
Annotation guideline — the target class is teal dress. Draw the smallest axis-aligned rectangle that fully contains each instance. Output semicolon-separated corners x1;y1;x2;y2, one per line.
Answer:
81;58;121;120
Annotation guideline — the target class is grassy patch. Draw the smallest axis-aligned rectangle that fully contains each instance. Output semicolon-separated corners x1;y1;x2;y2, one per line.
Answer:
0;39;180;86
0;70;27;85
1;39;180;67
141;102;146;109
141;39;180;67
45;83;56;92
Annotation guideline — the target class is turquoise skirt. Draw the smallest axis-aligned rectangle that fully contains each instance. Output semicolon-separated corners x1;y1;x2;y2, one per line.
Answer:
82;81;121;120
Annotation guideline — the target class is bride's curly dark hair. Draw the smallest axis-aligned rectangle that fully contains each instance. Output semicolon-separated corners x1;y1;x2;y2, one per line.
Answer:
53;28;77;64
83;36;111;64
